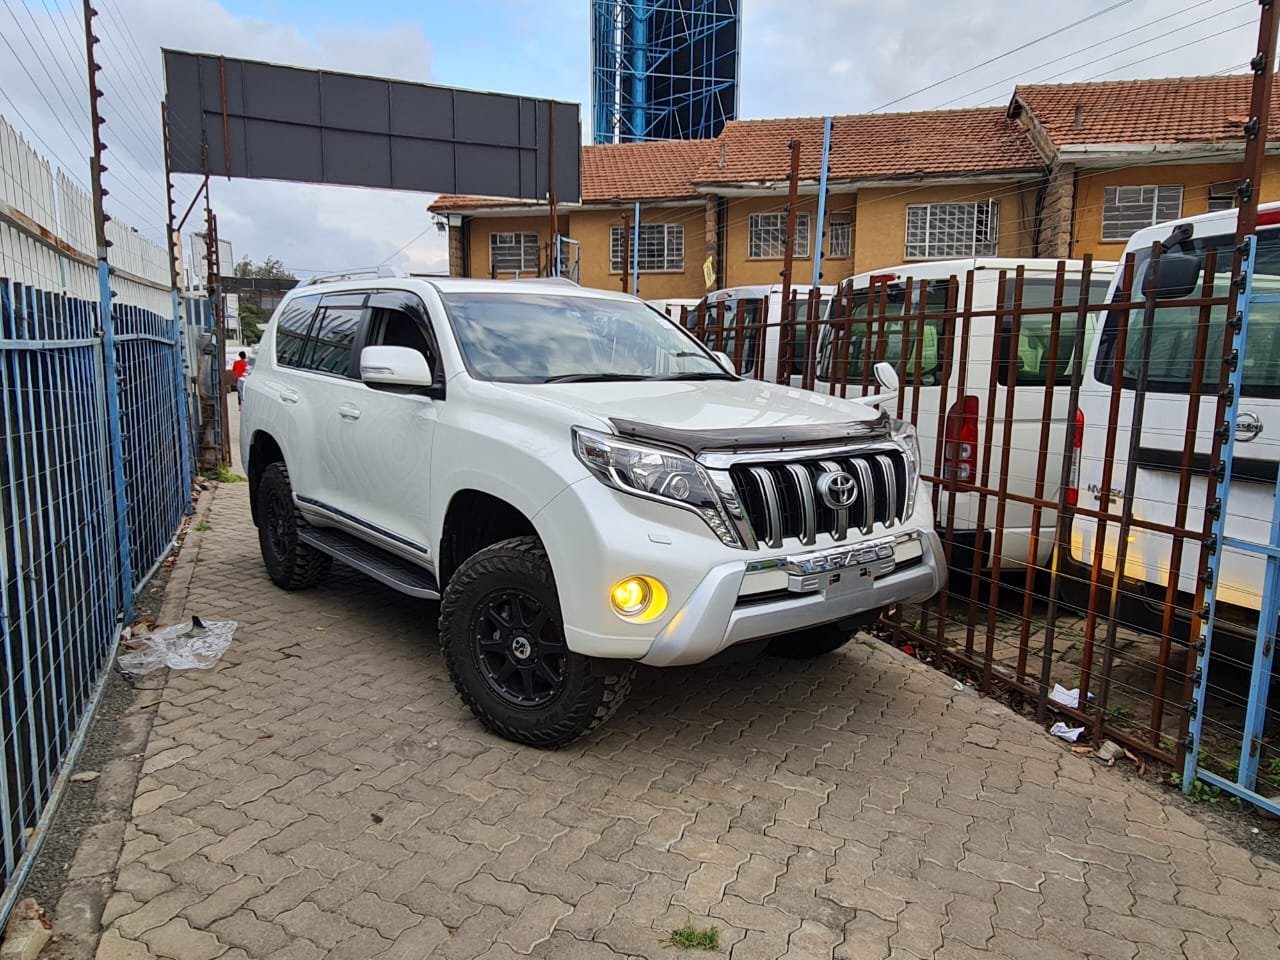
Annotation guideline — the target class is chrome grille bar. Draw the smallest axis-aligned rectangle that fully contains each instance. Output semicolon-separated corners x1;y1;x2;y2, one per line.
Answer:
785;463;817;546
875;454;897;528
850;457;876;534
749;466;783;549
819;459;848;541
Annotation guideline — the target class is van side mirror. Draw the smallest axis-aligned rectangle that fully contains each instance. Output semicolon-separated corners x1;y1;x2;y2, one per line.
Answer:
713;351;736;374
861;361;900;408
1143;251;1201;300
360;345;433;388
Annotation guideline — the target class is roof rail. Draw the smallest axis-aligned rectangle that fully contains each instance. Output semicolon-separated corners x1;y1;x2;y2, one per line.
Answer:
300;265;407;286
517;276;580;286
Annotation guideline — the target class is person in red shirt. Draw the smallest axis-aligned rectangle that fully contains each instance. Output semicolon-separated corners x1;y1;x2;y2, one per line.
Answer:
232;351;248;407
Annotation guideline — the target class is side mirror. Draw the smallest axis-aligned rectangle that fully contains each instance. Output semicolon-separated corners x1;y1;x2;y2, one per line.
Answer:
862;361;899;408
1143;251;1201;300
360;345;433;388
712;351;736;374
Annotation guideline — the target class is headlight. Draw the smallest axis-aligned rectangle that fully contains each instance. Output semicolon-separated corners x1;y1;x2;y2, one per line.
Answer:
888;417;921;518
573;427;742;547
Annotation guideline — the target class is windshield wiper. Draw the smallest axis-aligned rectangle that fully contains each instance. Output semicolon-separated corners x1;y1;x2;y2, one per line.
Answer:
541;373;654;383
655;371;736;381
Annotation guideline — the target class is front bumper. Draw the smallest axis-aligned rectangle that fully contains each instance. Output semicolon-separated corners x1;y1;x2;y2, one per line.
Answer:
535;478;946;667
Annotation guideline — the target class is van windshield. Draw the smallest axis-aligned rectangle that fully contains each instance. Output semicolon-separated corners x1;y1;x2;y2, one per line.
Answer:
816;281;949;385
1095;230;1280;397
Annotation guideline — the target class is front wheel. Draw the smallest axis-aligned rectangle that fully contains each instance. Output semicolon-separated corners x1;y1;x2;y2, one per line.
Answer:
439;536;633;748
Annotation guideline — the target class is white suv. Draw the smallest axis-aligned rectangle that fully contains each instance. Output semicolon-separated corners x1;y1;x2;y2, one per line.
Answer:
242;274;945;746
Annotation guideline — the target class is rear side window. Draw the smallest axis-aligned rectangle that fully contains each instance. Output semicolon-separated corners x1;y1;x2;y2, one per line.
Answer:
996;277;1112;386
274;295;321;368
818;282;949;386
303;303;365;376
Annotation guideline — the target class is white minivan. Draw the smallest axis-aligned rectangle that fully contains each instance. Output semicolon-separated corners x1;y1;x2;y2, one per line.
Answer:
690;284;835;387
1074;203;1280;637
814;258;1116;571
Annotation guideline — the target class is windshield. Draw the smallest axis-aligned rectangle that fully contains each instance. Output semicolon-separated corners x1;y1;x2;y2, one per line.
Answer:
1095;230;1280;397
439;292;730;383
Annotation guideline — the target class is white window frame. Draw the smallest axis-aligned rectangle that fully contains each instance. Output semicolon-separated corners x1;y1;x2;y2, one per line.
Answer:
609;223;685;273
904;201;1000;259
1100;185;1184;242
748;212;811;260
489;232;540;273
827;212;852;258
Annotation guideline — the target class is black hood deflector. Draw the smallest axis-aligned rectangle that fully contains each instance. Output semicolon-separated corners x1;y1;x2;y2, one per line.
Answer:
609;414;888;456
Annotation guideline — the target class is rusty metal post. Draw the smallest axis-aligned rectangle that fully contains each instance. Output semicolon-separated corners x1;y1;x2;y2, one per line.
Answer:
776;139;801;382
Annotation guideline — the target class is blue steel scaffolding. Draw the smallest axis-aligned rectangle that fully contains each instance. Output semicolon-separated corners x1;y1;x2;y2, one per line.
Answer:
591;0;740;144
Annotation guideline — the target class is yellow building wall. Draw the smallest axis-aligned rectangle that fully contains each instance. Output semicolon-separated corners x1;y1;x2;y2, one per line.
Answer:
566;206;707;299
1070;156;1280;261
464;207;708;298
850;181;1037;276
721;196;858;288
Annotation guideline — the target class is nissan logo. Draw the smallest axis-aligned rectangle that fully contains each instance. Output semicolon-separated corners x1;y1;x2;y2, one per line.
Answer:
1236;410;1263;442
817;470;859;510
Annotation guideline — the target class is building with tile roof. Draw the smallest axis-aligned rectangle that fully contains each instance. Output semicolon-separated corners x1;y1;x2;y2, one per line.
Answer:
432;73;1278;297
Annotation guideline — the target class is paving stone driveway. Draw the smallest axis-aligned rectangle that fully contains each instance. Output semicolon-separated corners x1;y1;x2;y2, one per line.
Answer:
96;481;1280;960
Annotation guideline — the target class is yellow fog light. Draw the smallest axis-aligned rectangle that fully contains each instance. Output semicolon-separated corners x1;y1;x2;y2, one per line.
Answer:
610;576;668;622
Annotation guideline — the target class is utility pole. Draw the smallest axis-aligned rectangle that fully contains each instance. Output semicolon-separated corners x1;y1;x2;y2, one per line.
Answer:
776;139;802;383
632;201;641;299
621;213;631;293
82;0;134;617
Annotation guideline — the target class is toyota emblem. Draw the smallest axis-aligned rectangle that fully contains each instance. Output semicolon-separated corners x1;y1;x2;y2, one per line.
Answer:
817;470;858;510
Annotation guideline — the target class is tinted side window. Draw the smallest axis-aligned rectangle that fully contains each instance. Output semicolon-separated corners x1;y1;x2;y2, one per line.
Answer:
997;277;1112;387
275;296;321;367
303;305;364;376
368;306;436;370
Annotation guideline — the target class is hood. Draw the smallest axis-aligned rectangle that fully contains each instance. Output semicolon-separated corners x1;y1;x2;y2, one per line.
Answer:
494;378;885;450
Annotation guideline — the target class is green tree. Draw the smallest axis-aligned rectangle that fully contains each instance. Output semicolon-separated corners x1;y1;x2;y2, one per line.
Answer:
238;301;264;345
233;256;296;281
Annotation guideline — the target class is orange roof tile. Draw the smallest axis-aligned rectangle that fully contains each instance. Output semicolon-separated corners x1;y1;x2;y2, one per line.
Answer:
428;139;714;214
1011;74;1276;149
693;107;1042;185
582;139;715;201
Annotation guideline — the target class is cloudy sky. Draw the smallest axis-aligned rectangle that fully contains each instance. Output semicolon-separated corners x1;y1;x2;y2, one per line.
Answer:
0;0;1260;280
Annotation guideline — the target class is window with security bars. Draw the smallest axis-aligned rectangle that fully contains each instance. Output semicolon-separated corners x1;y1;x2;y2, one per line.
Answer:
904;201;999;259
748;212;810;259
489;232;540;273
828;213;852;258
1100;185;1183;241
609;224;684;272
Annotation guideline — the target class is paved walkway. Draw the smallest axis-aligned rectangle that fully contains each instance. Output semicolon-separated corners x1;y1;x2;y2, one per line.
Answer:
94;480;1280;959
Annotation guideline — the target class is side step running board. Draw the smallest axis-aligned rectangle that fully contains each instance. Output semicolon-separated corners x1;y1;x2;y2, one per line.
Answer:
299;526;440;600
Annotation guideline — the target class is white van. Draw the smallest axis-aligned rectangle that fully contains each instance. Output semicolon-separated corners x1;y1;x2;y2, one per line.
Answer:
691;284;835;387
1074;203;1280;634
815;258;1116;571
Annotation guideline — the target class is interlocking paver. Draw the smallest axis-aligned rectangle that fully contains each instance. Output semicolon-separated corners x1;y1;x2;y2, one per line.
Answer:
76;476;1280;960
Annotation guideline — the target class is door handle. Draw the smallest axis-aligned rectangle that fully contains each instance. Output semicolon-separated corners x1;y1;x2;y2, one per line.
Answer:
338;403;361;421
280;389;300;404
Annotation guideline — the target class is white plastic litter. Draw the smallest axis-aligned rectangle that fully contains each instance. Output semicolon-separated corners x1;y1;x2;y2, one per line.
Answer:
1049;684;1080;709
1049;722;1086;742
117;617;237;674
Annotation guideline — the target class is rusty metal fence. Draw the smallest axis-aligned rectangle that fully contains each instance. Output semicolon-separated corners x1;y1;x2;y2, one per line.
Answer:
681;251;1279;792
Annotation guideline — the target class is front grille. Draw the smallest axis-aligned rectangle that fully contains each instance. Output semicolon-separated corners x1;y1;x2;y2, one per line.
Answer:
729;448;910;548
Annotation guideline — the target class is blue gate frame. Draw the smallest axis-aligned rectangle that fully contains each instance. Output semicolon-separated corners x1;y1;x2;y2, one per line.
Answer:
1185;233;1280;816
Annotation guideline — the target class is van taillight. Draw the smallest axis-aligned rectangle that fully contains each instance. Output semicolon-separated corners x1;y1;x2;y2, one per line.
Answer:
1067;409;1084;507
943;396;979;485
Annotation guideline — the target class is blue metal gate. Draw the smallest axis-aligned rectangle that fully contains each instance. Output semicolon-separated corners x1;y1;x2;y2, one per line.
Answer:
1185;233;1280;816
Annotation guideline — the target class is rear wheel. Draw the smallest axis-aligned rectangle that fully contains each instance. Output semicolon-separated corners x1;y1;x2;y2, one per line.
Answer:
257;462;332;590
439;536;633;747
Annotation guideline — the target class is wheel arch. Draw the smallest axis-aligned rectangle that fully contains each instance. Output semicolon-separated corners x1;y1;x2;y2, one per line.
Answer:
438;489;541;588
247;430;286;526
